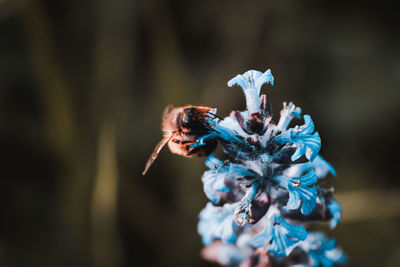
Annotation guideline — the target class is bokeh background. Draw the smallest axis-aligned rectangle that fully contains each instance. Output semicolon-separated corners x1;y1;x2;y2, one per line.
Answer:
0;0;399;266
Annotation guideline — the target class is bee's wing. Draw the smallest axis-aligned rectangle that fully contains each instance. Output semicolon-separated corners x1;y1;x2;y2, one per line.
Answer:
142;135;173;175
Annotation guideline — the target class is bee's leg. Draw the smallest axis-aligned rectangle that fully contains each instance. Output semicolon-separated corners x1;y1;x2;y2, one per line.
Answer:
185;140;205;155
206;111;223;121
188;133;216;148
204;115;217;129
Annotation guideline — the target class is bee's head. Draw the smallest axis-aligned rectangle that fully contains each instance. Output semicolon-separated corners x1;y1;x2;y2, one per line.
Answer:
182;107;197;126
181;106;211;132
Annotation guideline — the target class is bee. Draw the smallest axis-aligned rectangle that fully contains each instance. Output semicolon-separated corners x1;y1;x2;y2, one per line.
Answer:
142;105;219;175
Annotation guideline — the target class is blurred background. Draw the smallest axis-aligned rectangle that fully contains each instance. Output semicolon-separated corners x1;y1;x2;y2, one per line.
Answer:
0;0;399;266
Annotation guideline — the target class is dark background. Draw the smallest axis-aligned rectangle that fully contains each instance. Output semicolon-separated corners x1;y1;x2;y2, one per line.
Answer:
0;0;399;266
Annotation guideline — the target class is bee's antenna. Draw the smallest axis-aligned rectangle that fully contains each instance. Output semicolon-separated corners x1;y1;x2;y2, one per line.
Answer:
206;111;223;120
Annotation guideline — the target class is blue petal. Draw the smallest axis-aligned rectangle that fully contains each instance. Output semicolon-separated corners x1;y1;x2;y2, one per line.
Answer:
229;163;254;178
192;117;252;151
275;170;318;215
298;114;315;134
285;189;301;210
214;243;250;265
312;155;337;178
299;187;317;215
202;155;254;204
270;217;308;257
227;69;274;113
202;171;225;203
305;232;347;267
278;216;308;241
276;115;321;162
250;215;307;257
198;203;237;245
205;154;223;169
274;102;302;132
327;199;342;229
250;222;273;248
217;218;237;244
250;217;274;248
227;69;274;91
295;169;318;186
213;122;251;146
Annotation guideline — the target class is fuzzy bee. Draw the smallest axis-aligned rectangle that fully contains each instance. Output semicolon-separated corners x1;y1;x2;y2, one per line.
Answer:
142;105;219;175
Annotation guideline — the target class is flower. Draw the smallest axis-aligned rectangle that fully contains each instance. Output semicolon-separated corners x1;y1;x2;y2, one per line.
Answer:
251;214;308;257
198;203;238;245
201;240;252;266
202;154;255;204
274;169;318;215
284;155;336;180
300;232;346;267
227;69;274;114
327;199;342;229
275;115;321;162
274;102;302;133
